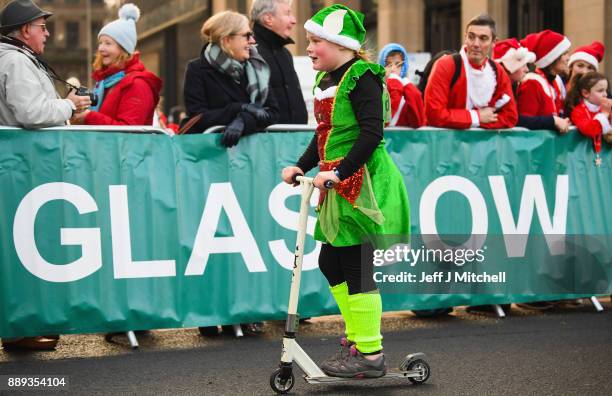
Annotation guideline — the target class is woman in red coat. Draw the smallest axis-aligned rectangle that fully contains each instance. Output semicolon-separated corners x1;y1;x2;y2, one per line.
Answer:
72;4;162;126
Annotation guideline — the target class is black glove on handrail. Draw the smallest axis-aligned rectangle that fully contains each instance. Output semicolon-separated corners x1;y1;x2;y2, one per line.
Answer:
241;103;272;124
221;115;245;147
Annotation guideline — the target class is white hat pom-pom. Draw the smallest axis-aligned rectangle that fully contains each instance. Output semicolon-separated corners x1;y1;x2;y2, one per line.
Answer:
118;3;140;22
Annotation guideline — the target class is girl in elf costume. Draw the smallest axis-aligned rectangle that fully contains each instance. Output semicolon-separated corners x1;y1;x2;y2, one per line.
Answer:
281;4;410;378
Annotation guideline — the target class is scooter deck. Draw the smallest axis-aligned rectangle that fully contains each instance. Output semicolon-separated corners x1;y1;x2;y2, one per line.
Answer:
304;369;424;384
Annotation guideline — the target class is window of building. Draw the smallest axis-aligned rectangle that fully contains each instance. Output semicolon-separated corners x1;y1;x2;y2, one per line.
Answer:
66;22;80;48
425;0;461;55
91;22;102;48
508;0;564;38
45;21;55;46
311;1;326;17
361;0;378;51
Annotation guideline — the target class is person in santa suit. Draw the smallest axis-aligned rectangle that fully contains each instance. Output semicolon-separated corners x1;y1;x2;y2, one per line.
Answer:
424;14;517;129
493;38;570;133
378;43;426;128
517;30;571;122
566;72;612;166
567;41;605;88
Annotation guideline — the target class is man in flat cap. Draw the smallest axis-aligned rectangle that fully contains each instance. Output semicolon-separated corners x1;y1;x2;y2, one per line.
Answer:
0;0;92;351
0;0;91;129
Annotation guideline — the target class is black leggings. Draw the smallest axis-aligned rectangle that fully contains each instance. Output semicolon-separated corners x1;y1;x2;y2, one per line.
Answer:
318;243;376;295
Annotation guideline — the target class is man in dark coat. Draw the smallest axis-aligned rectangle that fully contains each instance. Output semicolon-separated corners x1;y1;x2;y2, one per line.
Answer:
251;0;307;124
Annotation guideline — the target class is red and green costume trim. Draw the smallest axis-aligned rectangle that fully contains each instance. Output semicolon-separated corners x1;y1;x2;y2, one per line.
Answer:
312;60;410;246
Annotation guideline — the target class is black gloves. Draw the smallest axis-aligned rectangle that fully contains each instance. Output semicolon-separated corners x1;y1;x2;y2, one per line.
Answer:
241;103;272;124
221;115;245;147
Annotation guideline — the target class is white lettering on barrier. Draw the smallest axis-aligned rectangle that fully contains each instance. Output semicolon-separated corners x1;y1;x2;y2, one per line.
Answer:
419;176;488;251
489;175;568;256
419;175;568;256
13;182;102;282
109;185;176;278
268;182;321;271
185;182;266;275
11;175;569;282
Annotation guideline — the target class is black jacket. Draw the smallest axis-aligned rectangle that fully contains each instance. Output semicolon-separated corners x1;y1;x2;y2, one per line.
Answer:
253;22;307;124
182;44;279;134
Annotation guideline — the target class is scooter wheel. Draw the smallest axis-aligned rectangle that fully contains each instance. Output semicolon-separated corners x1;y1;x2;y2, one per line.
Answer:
270;368;295;394
407;359;431;384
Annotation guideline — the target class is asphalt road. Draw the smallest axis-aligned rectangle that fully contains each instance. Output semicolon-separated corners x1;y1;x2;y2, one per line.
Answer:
1;308;611;395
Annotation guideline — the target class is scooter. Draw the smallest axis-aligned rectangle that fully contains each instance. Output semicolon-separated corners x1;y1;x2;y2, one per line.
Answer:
269;175;431;394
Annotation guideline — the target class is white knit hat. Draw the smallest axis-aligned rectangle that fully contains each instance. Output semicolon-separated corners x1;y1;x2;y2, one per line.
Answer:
98;4;140;55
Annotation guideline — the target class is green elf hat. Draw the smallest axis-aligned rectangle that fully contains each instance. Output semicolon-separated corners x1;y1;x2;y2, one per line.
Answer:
304;4;366;51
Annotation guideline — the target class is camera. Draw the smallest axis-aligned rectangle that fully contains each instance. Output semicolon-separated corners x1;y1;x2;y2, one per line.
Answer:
76;86;99;107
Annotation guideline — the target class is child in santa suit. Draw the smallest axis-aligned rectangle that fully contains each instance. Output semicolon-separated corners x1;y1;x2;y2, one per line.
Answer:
493;38;570;133
517;30;571;121
377;43;425;127
567;41;605;88
566;72;612;166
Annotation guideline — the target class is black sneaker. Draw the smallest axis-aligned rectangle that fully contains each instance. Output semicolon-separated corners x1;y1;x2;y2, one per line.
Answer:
320;337;353;373
322;345;386;378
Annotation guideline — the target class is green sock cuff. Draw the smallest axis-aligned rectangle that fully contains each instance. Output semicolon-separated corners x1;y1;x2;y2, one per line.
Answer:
329;281;349;294
329;282;355;341
348;292;383;354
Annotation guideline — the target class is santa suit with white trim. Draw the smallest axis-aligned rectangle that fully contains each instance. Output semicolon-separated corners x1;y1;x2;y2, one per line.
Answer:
424;47;517;129
570;99;611;155
517;30;571;117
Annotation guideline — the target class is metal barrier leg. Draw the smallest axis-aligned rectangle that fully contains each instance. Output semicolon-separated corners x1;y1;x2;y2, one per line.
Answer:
493;304;506;318
590;296;604;312
126;331;139;349
233;324;244;338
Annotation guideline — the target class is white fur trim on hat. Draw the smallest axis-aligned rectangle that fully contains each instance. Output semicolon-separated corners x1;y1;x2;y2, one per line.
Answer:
304;19;361;51
568;52;599;71
535;37;571;69
499;47;536;73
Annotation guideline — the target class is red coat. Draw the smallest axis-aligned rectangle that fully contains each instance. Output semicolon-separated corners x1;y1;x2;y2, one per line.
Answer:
386;74;426;128
424;53;517;129
569;100;611;153
85;52;163;126
516;69;558;117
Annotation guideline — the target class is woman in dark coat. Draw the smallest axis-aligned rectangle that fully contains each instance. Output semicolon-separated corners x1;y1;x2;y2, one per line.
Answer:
182;10;279;144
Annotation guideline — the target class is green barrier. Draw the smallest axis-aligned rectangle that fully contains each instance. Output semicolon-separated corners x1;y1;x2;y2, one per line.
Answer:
0;128;610;337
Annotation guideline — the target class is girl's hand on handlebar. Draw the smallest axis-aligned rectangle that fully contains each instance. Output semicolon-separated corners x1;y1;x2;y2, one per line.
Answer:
281;166;304;186
313;170;340;190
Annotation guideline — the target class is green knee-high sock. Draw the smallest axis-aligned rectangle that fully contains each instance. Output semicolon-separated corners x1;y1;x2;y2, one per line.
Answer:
330;282;355;342
348;291;383;354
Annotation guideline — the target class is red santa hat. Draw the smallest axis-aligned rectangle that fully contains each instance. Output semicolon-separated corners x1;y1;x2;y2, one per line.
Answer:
568;41;605;71
493;38;536;73
520;30;571;69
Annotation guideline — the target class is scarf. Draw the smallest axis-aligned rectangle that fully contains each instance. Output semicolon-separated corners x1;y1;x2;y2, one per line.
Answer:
91;70;125;111
460;47;496;110
204;43;270;105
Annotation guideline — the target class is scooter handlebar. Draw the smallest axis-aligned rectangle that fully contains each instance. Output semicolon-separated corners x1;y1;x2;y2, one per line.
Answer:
293;175;335;189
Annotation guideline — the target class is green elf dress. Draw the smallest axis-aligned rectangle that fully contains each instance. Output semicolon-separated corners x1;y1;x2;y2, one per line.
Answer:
313;60;411;247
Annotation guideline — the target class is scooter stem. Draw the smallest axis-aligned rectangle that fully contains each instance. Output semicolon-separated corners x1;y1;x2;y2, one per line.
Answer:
285;176;315;331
